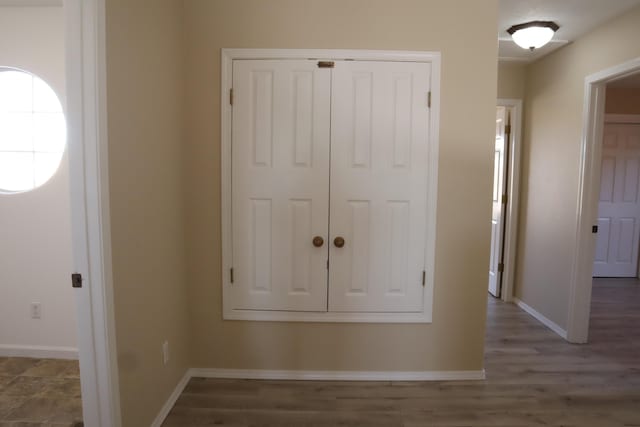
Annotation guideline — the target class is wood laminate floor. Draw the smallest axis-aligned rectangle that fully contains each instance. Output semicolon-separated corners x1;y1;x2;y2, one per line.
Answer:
163;278;640;427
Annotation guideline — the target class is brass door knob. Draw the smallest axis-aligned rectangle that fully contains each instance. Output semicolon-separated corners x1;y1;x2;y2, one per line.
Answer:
333;236;345;248
312;236;324;247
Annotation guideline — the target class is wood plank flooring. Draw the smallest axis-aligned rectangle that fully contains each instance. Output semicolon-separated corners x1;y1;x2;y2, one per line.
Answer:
163;278;640;427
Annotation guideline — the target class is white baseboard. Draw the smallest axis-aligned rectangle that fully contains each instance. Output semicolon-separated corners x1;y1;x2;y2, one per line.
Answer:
513;298;568;339
190;367;486;381
0;344;78;360
150;369;191;427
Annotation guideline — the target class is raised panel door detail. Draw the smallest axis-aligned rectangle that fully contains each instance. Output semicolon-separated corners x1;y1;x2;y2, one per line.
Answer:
329;60;430;313
616;218;636;263
251;71;274;167
599;156;615;202
392;74;412;168
622;158;639;203
594;217;611;263
290;199;313;294
352;73;373;168
387;201;410;295
292;72;313;167
346;201;371;295
251;199;272;292
593;123;640;277
231;59;330;311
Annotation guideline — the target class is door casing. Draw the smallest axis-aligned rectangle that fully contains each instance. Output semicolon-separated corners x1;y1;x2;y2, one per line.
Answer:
568;56;640;344
221;49;441;323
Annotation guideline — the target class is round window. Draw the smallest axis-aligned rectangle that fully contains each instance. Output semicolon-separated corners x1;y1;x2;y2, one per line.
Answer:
0;68;67;193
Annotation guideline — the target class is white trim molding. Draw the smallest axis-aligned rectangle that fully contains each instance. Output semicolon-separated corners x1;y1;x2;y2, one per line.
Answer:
0;345;78;360
65;0;121;425
513;298;568;339
496;99;523;303
150;370;191;427
191;368;485;382
568;56;640;344
221;48;441;323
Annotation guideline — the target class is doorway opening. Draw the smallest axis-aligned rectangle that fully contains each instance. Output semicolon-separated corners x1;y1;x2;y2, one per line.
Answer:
488;99;522;302
588;73;640;346
568;57;640;343
0;5;83;425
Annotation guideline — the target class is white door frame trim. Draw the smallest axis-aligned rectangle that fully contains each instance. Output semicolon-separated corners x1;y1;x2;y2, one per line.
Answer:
567;56;640;343
65;0;121;425
496;99;522;302
220;48;441;323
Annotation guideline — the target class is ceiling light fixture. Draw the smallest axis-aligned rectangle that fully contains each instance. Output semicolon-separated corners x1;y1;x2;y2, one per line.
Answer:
507;21;559;51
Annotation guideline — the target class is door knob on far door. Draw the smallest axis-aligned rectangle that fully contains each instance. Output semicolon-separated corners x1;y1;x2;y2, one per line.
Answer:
312;236;324;247
333;236;345;248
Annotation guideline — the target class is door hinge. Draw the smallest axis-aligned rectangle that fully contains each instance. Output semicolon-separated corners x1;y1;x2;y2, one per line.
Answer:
229;88;234;106
326;260;329;270
422;270;426;287
317;61;335;68
498;263;504;273
230;268;234;284
427;91;432;108
505;124;511;135
71;273;82;288
502;194;508;204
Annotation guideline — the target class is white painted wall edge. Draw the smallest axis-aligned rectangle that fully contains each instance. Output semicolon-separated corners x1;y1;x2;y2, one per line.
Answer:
150;367;486;426
513;298;568;339
66;0;121;425
0;344;78;360
150;369;191;427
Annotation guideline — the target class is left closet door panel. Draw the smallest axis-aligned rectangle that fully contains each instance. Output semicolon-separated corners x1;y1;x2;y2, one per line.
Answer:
231;60;331;311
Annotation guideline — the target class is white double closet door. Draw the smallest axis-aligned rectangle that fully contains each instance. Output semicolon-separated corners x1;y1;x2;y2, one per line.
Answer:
231;59;431;313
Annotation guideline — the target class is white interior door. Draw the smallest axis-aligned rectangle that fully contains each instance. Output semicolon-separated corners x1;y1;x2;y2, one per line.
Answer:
328;60;431;313
593;122;640;277
488;107;507;297
231;60;331;311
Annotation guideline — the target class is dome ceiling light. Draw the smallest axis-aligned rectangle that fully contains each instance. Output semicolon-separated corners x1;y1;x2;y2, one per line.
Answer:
507;21;560;51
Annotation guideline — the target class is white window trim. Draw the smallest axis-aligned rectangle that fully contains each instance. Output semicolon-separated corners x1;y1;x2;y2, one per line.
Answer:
221;48;440;323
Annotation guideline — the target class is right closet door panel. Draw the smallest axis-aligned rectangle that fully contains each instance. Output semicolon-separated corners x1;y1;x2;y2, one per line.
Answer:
328;60;431;313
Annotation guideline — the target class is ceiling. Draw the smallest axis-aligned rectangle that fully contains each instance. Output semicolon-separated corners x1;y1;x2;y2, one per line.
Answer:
499;0;640;62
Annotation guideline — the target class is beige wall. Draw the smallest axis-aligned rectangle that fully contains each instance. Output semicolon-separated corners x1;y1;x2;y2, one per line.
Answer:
105;0;189;425
183;0;498;372
515;6;640;328
0;7;76;355
498;61;527;100
606;87;640;114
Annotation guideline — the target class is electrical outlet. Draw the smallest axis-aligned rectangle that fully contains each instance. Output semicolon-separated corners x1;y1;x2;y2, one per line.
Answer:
162;340;169;365
30;302;41;319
